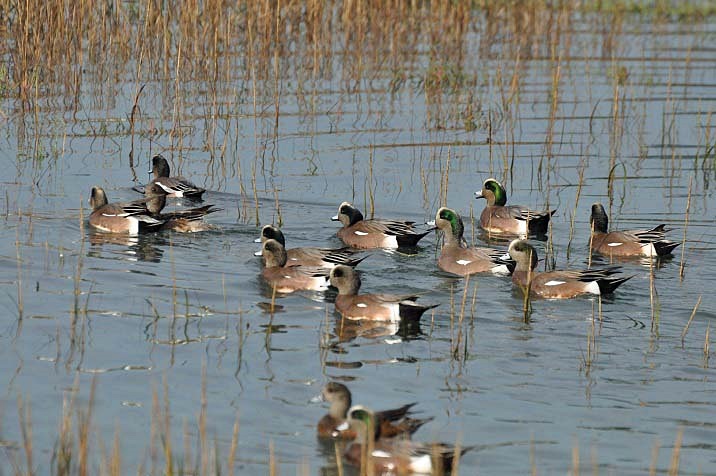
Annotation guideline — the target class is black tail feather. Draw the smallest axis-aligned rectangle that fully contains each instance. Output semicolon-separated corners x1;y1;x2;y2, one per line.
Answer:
396;228;434;248
597;274;634;294
654;241;680;256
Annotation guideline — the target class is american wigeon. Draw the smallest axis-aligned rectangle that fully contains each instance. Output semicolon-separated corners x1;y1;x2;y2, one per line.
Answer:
508;239;633;299
144;183;220;232
435;207;514;276
255;224;365;268
317;382;430;440
88;186;164;234
590;203;680;257
260;239;330;293
344;405;473;475
329;265;438;322
474;178;556;235
149;154;206;199
332;202;433;249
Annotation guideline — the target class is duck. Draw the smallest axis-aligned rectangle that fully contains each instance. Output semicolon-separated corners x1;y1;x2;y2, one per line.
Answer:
255;224;365;268
260;239;330;293
590;202;680;257
149;154;206;199
508;239;633;299
332;202;433;249
474;178;555;235
144;183;221;232
317;382;430;440
344;405;473;475
434;207;514;276
329;265;438;322
88;186;164;234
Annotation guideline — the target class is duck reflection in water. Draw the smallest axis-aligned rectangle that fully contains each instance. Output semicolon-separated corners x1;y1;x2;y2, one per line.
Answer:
88;232;166;263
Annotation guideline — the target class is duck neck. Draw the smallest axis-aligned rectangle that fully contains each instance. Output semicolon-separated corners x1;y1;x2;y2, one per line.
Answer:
590;210;608;234
145;194;166;215
342;277;361;296
265;248;287;267
330;396;351;419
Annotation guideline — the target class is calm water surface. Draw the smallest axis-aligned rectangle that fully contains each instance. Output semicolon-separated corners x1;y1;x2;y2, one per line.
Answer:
1;11;715;475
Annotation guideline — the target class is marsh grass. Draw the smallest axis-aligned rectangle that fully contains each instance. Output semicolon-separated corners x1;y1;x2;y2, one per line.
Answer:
580;300;598;375
704;324;711;368
679;176;692;280
11;372;242;475
7;376;696;475
680;295;702;348
649;255;660;335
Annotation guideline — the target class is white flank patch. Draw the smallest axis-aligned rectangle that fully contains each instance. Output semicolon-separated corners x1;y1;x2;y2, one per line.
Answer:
314;279;329;291
607;242;623;247
354;230;369;236
127;217;139;235
544;280;565;286
283;275;292;279
585;281;601;295
384;236;399;249
492;264;510;275
456;259;472;266
356;303;368;308
384;337;402;344
641;243;657;256
387;303;400;321
409;454;433;473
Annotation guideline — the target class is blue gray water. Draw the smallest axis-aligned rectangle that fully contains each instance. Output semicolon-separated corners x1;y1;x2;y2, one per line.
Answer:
0;13;715;475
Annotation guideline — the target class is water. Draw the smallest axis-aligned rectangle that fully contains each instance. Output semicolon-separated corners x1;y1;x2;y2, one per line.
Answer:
1;8;715;475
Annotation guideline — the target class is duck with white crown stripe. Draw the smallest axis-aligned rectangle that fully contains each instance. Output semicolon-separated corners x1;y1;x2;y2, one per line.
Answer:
508;239;633;299
332;202;434;249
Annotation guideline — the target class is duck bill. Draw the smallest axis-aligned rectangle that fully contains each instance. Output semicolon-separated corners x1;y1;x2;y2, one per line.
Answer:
474;190;484;199
253;237;262;243
331;215;339;221
254;250;263;256
309;393;326;404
